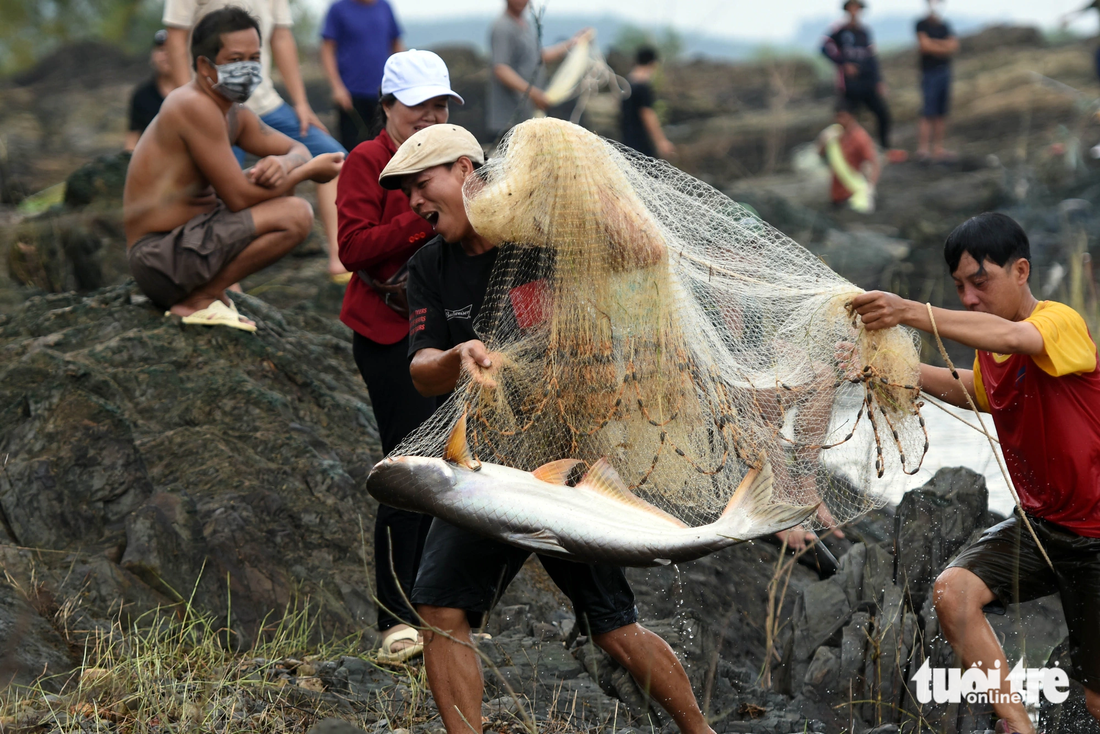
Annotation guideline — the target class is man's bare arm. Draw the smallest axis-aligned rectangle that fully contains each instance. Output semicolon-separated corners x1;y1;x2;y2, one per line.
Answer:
235;111;309;163
410;341;493;397
271;27;329;136
920;364;980;408
165;27;192;88
179;103;339;211
320;39;352;111
493;63;550;110
851;291;1044;355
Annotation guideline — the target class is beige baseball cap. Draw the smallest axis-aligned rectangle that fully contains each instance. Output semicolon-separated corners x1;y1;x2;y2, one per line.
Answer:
378;124;485;190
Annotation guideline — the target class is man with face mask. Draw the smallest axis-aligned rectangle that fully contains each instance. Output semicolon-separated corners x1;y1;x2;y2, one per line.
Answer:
164;0;351;282
123;7;344;331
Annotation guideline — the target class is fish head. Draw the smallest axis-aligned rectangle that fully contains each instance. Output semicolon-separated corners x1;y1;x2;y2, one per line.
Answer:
366;456;458;510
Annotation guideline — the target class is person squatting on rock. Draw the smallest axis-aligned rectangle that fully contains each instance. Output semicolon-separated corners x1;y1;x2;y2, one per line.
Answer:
915;0;958;163
335;49;461;664
163;0;352;282
851;213;1100;734
123;7;343;331
125;29;174;152
376;123;714;734
822;0;893;153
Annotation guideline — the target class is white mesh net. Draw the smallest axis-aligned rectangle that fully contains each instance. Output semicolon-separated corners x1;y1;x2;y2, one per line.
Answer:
394;118;926;529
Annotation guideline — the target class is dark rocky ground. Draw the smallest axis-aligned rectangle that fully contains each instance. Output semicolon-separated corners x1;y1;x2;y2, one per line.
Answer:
2;24;1099;734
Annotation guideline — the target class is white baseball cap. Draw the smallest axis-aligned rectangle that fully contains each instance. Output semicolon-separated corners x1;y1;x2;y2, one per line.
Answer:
381;50;465;107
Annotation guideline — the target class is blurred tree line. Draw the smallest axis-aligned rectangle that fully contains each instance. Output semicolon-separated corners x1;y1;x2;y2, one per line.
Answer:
0;0;319;77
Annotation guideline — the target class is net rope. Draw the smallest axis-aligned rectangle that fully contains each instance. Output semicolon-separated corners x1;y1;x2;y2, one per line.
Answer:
393;118;927;529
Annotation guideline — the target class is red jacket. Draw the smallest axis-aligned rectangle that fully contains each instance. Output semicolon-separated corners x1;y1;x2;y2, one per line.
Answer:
337;129;435;344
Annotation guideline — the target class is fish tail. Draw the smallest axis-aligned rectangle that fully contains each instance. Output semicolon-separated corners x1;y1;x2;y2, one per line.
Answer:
716;460;819;540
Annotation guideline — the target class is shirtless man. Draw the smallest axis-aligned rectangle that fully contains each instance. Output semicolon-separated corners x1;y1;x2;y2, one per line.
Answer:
124;6;343;331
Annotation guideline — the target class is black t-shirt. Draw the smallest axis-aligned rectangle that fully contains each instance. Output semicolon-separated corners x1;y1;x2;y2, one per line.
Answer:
129;78;165;133
406;236;500;356
620;79;656;157
916;17;953;73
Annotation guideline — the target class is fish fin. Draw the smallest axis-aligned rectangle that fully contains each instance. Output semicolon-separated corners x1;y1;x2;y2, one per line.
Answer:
719;461;774;520
716;459;818;539
504;529;571;557
443;412;480;470
578;458;688;528
531;459;582;485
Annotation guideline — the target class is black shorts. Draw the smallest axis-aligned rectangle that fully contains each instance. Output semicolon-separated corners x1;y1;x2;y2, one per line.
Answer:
948;512;1100;690
410;519;638;636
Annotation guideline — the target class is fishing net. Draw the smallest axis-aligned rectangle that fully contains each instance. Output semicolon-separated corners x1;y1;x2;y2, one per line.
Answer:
394;118;925;529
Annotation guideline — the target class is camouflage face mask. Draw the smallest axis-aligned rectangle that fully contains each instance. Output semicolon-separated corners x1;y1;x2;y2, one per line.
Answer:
205;58;262;103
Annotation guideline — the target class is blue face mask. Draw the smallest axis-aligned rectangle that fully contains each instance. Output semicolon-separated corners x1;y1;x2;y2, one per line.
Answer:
204;57;262;103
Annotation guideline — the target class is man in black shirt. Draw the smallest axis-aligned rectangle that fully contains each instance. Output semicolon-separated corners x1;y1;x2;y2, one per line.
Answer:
822;0;895;155
126;30;175;152
915;0;958;162
620;46;675;159
380;123;713;734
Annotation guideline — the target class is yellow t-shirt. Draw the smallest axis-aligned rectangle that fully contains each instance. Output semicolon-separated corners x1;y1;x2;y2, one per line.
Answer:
972;300;1097;411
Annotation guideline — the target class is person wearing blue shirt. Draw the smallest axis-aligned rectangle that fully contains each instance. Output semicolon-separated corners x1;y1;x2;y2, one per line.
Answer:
321;0;405;150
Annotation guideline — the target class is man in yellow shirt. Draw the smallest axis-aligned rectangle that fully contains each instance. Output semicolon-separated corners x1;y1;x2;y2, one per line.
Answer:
851;212;1100;733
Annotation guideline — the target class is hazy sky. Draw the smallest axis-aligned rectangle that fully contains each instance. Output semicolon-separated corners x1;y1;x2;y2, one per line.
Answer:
305;0;1100;42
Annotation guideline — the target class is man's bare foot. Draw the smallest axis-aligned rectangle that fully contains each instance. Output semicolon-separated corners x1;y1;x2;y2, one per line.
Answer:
169;293;255;328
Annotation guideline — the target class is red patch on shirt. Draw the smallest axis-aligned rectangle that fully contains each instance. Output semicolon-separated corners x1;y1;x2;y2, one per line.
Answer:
509;280;550;330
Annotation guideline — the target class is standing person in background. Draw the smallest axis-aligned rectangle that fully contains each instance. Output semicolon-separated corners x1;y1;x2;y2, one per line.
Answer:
486;0;589;143
320;0;405;151
1062;0;1100;84
915;0;958;162
335;50;462;664
822;0;904;162
163;0;351;282
620;46;675;160
126;30;175;151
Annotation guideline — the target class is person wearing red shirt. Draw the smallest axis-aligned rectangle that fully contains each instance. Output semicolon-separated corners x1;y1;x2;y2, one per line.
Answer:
851;213;1100;734
819;98;880;208
336;49;462;664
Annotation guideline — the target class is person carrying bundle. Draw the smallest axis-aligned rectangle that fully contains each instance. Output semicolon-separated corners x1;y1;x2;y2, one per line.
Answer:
378;122;714;734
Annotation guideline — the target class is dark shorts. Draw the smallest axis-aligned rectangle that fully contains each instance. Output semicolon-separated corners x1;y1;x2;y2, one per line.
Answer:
948;512;1100;690
921;66;951;118
410;519;638;636
128;202;255;309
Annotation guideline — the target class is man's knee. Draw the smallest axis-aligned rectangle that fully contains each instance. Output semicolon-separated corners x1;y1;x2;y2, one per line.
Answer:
417;604;469;643
932;567;989;634
285;197;314;241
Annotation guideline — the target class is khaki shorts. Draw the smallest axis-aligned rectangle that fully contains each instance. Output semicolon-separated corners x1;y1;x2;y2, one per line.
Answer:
128;202;255;308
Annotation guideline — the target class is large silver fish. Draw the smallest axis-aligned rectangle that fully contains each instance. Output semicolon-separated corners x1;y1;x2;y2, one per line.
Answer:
367;416;819;567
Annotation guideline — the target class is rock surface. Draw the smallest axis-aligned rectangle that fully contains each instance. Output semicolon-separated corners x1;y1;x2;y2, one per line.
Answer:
0;284;384;651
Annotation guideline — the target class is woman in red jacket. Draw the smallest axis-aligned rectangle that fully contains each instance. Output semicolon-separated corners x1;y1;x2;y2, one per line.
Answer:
336;49;463;664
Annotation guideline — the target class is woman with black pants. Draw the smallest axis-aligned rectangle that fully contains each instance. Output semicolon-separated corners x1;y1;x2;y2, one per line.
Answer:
336;50;462;663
